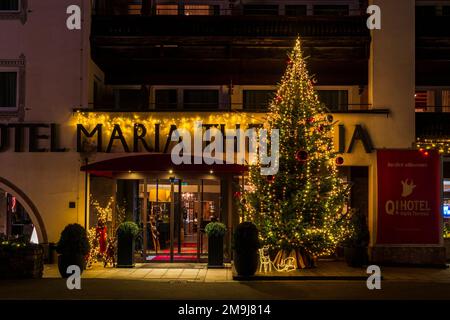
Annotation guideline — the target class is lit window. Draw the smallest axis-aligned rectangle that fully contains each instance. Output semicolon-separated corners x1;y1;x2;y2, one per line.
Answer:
184;5;216;16
156;4;178;15
0;71;18;109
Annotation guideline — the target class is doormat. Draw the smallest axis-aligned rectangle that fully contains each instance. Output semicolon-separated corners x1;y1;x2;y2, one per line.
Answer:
138;262;207;269
146;255;200;262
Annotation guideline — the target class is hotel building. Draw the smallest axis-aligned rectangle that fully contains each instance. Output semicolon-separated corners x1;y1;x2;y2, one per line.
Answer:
0;0;449;265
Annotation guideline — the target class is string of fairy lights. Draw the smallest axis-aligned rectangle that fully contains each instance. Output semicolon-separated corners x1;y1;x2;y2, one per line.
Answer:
241;38;353;258
416;137;450;154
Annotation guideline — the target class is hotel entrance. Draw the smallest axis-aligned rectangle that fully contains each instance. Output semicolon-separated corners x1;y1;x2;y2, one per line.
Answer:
85;154;245;264
141;178;222;262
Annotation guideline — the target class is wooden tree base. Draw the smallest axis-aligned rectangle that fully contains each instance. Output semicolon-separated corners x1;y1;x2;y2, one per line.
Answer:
273;249;317;269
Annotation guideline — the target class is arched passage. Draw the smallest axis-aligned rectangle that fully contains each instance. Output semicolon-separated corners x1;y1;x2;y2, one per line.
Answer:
0;177;48;244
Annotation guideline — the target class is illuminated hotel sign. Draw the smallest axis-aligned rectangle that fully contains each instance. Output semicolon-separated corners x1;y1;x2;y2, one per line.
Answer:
0;113;374;154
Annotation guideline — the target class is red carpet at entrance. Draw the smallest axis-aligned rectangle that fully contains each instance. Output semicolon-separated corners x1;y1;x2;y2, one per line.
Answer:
146;255;198;261
146;242;203;260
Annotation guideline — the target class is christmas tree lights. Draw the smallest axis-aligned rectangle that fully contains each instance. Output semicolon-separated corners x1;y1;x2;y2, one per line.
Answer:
241;38;353;268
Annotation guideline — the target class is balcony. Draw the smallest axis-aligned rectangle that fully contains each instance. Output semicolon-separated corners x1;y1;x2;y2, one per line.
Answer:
91;15;370;86
416;15;450;86
416;110;450;139
92;15;369;38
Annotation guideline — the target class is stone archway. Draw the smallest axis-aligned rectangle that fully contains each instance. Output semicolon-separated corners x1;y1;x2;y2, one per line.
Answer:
0;177;48;244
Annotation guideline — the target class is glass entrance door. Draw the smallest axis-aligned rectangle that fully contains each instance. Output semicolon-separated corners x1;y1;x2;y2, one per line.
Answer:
141;178;222;262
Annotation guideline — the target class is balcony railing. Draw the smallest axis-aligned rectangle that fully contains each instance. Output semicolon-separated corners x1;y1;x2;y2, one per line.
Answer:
416;110;450;139
80;103;386;114
417;16;450;37
91;15;370;38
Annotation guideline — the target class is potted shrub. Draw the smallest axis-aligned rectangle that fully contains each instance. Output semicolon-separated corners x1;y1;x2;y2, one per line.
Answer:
205;222;227;267
233;222;259;277
343;209;370;268
0;240;44;279
117;221;140;268
56;223;90;278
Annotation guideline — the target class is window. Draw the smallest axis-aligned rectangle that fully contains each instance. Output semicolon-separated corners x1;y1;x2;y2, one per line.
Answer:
416;6;436;17
285;5;307;17
415;91;428;110
243;90;275;110
184;5;218;16
313;5;349;16
317;90;348;111
115;89;145;110
0;0;19;11
183;90;219;109
443;6;450;16
155;89;177;109
0;72;17;109
243;5;278;16
156;4;178;15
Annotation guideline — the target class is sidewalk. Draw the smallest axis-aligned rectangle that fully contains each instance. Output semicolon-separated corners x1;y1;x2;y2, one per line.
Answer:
43;263;234;282
43;261;450;282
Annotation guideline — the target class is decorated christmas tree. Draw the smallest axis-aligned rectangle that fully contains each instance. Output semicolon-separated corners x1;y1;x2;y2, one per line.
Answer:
241;38;352;269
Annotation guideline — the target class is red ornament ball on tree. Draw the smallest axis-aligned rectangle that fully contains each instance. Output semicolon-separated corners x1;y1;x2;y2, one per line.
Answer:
267;175;276;184
296;150;308;162
336;157;344;165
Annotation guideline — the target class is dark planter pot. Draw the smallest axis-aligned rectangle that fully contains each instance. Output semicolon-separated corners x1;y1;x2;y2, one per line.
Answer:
444;238;450;261
344;246;369;268
0;245;44;279
207;235;224;267
234;249;258;276
117;235;135;268
58;254;86;278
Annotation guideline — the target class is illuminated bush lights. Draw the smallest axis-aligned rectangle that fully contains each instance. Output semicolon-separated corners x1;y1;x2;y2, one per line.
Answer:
416;137;450;154
74;110;263;140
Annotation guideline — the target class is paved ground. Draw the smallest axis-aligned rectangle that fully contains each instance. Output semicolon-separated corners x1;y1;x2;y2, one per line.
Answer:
42;261;450;282
0;262;449;300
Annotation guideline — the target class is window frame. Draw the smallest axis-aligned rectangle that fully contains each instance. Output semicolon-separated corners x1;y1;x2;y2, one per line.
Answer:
242;89;276;111
183;89;220;110
0;55;25;120
0;68;19;111
316;88;349;112
0;0;27;24
313;4;349;16
154;89;178;110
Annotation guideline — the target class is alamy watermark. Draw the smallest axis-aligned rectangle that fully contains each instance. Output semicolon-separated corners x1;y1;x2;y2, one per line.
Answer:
366;265;382;290
66;265;82;290
170;121;279;175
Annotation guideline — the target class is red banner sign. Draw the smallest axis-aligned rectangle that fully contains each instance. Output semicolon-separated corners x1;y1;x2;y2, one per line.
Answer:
377;149;441;244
